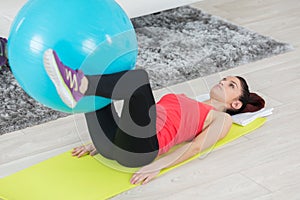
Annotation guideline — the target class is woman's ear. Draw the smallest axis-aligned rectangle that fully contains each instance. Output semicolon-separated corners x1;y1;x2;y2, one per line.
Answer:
230;100;243;110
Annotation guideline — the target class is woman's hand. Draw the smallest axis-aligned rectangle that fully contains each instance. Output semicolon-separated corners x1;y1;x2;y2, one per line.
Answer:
71;143;97;158
130;166;160;185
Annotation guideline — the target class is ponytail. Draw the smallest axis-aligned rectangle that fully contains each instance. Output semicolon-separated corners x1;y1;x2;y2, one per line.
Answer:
240;92;265;113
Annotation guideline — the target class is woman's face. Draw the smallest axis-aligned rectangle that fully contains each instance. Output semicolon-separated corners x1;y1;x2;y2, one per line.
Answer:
210;76;243;110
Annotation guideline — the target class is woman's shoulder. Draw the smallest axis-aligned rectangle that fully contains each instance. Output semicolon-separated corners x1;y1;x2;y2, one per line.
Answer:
203;110;232;129
208;110;232;120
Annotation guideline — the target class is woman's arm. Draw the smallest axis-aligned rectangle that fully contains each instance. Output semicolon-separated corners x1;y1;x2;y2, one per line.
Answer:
130;112;232;185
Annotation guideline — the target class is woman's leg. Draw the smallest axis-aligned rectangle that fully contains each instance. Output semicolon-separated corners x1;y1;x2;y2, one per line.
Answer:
85;70;159;167
43;49;158;167
84;103;119;160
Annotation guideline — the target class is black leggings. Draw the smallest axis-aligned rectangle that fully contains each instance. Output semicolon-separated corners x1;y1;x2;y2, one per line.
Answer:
84;69;159;167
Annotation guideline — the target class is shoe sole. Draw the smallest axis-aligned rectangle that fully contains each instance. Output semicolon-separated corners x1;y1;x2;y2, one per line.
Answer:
43;49;76;109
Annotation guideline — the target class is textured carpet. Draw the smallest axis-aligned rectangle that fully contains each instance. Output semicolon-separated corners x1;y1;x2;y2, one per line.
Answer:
0;6;293;135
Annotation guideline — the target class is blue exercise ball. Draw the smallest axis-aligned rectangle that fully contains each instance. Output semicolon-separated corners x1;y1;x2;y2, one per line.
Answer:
8;0;138;113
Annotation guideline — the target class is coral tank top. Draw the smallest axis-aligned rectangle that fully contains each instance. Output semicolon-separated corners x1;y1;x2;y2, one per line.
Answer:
156;93;214;155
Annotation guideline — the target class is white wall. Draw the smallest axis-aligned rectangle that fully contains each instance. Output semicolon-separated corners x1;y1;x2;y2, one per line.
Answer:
0;0;203;37
0;0;25;37
116;0;203;18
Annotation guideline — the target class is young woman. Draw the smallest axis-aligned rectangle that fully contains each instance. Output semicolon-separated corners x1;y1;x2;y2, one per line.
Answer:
43;49;265;185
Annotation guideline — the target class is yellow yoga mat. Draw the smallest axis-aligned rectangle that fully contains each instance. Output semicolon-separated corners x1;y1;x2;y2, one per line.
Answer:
0;118;266;200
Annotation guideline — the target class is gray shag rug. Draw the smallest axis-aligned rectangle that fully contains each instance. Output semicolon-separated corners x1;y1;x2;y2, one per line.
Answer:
0;6;293;135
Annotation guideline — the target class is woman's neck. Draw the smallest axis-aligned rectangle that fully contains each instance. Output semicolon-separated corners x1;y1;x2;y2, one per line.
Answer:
203;98;227;112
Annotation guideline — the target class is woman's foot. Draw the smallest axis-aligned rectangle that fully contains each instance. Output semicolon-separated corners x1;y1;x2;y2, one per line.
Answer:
43;49;88;108
0;37;8;68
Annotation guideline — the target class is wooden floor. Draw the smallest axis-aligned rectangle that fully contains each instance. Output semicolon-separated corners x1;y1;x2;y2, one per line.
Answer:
1;0;300;199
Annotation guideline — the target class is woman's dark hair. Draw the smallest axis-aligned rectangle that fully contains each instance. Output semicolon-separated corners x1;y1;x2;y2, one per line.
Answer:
226;76;265;115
